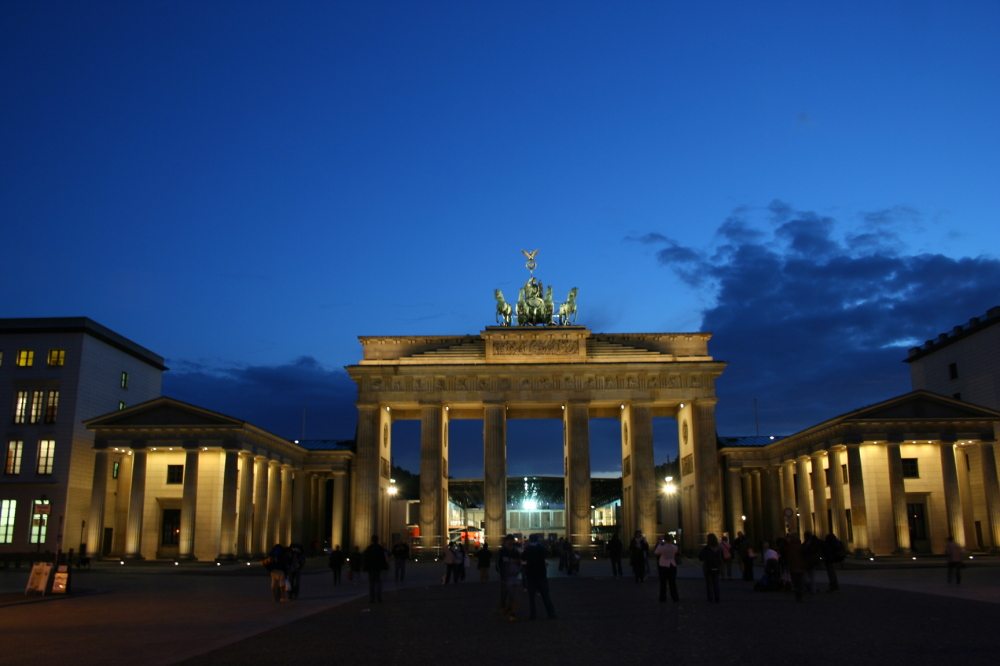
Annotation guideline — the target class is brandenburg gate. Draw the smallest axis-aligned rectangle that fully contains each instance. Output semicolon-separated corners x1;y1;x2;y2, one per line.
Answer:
345;253;727;552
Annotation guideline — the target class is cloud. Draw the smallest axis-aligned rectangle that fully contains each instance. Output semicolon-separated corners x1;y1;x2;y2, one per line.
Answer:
638;202;1000;436
162;356;358;441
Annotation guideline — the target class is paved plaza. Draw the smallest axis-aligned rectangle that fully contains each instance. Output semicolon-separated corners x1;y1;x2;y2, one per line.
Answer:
2;556;998;665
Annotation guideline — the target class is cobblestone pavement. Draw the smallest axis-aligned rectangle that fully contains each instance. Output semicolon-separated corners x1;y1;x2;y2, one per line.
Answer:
2;557;998;665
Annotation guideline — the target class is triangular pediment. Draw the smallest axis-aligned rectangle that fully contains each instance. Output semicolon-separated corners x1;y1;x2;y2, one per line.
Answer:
85;397;245;428
843;390;1000;422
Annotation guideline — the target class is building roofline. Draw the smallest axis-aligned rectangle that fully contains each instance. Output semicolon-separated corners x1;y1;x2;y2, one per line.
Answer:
0;317;167;370
905;306;1000;363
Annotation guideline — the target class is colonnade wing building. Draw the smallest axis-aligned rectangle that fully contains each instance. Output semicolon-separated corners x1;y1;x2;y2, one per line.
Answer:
345;326;728;552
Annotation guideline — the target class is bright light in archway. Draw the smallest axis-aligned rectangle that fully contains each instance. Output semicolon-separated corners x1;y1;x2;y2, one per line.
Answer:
524;500;537;511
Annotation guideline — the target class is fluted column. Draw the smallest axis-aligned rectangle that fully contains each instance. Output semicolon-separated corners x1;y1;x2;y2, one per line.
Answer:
630;403;656;541
886;444;911;553
781;460;796;534
86;448;110;558
940;444;965;547
795;456;813;538
726;466;744;538
124;445;148;559
353;405;381;550
846;444;869;552
565;401;592;548
828;447;849;541
330;471;348;548
315;474;328;547
810;451;828;536
252;456;269;557
764;466;782;542
266;461;281;547
280;465;293;545
292;469;307;545
178;445;200;559
217;449;239;560
483;403;507;545
418;404;445;555
236;451;254;558
740;471;753;540
112;453;133;555
979;442;1000;551
692;400;723;541
750;469;763;546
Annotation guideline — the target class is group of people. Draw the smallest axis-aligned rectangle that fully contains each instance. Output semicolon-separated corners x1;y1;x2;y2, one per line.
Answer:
262;543;306;602
495;533;557;621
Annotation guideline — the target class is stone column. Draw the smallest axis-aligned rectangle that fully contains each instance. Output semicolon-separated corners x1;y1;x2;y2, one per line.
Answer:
418;404;445;555
781;460;796;534
483;403;507;545
266;461;281;547
352;405;381;550
178;444;200;560
692;400;723;541
846;444;869;552
217;449;239;561
292;469;307;545
940;444;966;547
565;401;592;548
810;451;828;536
112;453;133;556
764;466;782;542
795;456;813;538
726;466;744;538
86;448;110;558
750;469;763;546
280;465;293;545
630;403;656;541
315;474;328;547
236;451;255;559
828;447;849;541
979;442;1000;551
886;444;911;553
124;445;148;559
740;471;753;540
330;471;348;548
252;456;269;557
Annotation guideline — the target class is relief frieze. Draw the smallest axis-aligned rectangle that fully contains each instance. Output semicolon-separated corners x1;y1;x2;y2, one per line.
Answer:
491;339;579;356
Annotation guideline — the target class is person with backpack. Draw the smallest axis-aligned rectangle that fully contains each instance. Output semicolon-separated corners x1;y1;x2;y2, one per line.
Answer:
822;533;845;592
699;533;723;603
264;543;289;602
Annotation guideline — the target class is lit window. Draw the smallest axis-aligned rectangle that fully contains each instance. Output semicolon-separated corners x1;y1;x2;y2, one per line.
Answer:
16;350;34;367
0;500;16;544
29;391;45;424
37;440;55;475
901;458;919;479
112;461;120;479
29;499;49;544
13;391;29;424
118;401;126;411
166;465;184;484
5;440;23;475
47;350;65;367
44;391;59;424
121;372;129;389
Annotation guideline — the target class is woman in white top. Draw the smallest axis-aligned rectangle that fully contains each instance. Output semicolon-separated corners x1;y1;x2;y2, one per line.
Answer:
654;533;680;602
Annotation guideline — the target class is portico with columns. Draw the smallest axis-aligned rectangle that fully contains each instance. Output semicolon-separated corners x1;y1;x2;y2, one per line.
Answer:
721;391;1000;555
84;397;352;561
346;326;727;553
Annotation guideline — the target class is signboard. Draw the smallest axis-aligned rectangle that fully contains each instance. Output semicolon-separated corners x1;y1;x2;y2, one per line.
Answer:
34;503;51;515
51;566;70;594
783;507;794;518
25;562;53;595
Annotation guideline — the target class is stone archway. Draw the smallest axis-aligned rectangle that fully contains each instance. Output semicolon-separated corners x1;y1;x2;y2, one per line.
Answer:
346;326;726;552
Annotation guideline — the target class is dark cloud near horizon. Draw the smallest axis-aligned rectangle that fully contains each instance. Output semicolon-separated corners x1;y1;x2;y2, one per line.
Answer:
162;357;358;442
642;201;1000;436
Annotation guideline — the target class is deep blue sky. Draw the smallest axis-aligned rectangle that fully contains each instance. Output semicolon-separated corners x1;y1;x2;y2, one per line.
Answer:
3;2;999;477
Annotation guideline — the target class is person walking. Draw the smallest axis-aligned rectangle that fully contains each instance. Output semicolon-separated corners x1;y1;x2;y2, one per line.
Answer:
496;535;522;621
822;533;844;592
784;534;807;602
521;533;556;620
476;543;492;582
265;543;289;602
362;535;388;603
391;539;409;583
608;533;624;579
328;545;345;585
629;530;649;583
443;542;456;583
654;533;680;602
699;533;722;603
286;543;305;600
945;534;963;584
